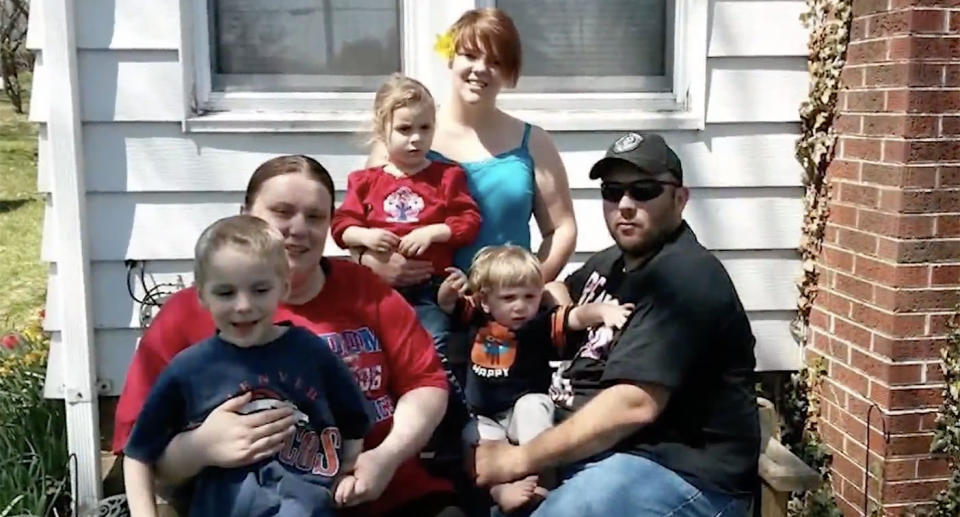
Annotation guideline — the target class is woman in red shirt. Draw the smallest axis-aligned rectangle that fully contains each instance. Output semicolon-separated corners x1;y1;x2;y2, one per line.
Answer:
113;155;465;517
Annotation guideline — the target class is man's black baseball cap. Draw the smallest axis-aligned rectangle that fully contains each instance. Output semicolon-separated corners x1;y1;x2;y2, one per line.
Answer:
588;132;683;184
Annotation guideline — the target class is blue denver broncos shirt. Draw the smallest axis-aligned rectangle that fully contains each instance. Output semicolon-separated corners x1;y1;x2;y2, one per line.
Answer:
124;325;372;517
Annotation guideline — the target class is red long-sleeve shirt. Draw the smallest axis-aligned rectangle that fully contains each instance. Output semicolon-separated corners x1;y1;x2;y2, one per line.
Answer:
331;162;482;274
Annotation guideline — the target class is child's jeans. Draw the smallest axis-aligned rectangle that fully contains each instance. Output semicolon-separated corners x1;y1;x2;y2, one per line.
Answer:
397;278;467;406
398;279;470;467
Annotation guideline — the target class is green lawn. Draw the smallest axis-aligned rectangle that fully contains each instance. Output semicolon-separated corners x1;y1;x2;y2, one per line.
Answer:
0;83;43;332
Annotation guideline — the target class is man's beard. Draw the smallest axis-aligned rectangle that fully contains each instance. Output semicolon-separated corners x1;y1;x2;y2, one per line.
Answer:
612;223;675;264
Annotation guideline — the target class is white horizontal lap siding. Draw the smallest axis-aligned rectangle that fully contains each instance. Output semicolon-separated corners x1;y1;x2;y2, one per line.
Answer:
29;55;806;124
39;190;802;263
40;126;805;374
28;54;44;123
706;57;808;123
43;250;800;331
44;330;137;398
39;0;812;399
698;0;805;370
25;0;42;50
37;125;50;192
42;123;805;194
29;50;181;123
708;1;808;57
557;125;804;189
58;321;792;398
46;312;799;397
27;0;180;50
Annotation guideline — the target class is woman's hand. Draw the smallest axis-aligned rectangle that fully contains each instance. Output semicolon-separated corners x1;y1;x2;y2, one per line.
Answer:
190;392;298;468
361;250;433;287
334;447;402;507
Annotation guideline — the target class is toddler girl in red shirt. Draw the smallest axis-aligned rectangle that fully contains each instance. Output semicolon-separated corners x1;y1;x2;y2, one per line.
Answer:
331;74;481;418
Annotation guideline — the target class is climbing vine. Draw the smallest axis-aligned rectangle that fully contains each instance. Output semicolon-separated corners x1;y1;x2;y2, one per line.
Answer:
778;360;843;517
793;0;852;342
912;314;960;516
781;0;852;515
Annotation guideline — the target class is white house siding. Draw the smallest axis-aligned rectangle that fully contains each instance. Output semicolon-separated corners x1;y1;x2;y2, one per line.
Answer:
32;0;811;399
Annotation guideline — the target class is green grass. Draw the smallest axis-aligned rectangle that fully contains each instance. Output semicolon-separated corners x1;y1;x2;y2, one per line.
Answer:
0;79;43;332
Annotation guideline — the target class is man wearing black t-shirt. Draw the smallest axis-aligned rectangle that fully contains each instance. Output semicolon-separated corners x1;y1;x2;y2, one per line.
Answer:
474;132;759;516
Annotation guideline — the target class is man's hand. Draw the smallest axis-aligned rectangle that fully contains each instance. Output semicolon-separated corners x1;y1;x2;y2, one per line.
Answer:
473;440;532;487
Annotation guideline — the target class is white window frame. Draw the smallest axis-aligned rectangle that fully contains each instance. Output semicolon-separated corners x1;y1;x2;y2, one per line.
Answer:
181;0;444;132
486;0;675;95
180;0;706;132
479;0;706;131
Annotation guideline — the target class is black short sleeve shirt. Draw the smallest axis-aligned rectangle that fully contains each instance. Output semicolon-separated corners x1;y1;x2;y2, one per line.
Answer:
552;222;760;496
455;302;574;416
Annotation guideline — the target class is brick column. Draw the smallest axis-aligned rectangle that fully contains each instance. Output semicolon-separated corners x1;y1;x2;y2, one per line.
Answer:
809;1;960;515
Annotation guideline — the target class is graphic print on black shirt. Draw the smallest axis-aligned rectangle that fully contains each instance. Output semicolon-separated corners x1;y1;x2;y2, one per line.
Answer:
552;222;760;497
548;267;623;409
454;301;573;416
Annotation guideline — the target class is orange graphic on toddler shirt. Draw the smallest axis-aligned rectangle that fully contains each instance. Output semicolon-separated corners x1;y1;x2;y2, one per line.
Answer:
471;322;517;371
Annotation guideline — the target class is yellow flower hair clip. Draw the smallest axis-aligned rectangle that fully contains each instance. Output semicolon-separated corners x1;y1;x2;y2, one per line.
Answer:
434;29;456;60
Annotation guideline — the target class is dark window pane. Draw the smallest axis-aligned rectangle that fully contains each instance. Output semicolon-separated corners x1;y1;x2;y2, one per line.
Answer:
498;0;669;92
211;0;401;91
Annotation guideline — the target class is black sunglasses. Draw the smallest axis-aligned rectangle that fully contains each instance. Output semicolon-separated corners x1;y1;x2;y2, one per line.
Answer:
600;180;681;203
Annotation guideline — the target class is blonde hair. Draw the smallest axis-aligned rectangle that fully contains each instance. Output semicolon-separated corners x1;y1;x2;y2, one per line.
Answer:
372;73;435;143
194;215;289;289
468;245;543;294
450;8;522;86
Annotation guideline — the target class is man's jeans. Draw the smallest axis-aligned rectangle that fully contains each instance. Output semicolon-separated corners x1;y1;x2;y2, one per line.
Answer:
515;452;750;517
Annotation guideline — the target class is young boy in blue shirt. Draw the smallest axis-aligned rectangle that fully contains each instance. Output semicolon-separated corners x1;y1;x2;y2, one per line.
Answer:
123;215;371;517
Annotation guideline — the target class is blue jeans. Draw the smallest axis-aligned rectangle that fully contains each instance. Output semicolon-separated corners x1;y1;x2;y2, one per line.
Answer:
498;453;750;517
399;280;470;468
398;280;467;407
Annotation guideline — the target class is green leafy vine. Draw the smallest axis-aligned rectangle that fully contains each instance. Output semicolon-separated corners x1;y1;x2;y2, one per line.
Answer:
793;0;852;341
783;0;853;515
912;314;960;516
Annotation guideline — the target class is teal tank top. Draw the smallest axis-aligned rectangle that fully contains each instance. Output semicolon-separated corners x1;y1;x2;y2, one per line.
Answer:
427;123;535;270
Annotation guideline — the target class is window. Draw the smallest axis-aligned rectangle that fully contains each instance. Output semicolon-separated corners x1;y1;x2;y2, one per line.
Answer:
209;0;401;92
184;0;706;131
497;0;673;93
482;0;705;129
186;0;429;129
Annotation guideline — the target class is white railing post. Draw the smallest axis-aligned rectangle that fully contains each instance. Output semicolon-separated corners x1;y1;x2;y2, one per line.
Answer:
43;0;102;513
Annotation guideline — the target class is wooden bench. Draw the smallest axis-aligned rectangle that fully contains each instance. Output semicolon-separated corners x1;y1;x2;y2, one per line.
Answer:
757;397;821;517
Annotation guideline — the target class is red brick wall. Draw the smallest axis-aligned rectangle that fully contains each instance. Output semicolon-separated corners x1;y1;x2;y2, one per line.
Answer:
810;1;960;515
